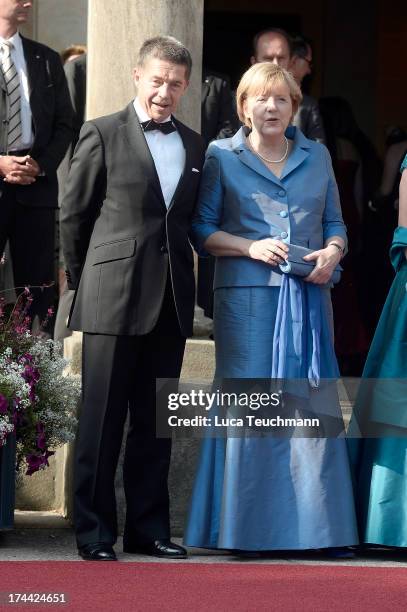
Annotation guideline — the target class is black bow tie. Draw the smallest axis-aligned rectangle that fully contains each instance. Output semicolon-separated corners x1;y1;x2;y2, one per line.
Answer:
140;119;177;135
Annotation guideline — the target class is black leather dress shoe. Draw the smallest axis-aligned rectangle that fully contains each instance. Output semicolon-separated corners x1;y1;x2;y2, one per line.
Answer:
78;543;117;561
123;539;187;559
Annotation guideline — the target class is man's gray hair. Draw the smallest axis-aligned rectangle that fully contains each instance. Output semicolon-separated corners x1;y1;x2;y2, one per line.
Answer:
137;36;192;79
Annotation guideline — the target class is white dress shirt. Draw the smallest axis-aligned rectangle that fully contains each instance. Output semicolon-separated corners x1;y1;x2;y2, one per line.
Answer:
133;97;185;208
0;31;33;149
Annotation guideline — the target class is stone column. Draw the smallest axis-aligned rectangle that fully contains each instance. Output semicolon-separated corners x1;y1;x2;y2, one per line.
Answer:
86;0;203;130
34;0;88;54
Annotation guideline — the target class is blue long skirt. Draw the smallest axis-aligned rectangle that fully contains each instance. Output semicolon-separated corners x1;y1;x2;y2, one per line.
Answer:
184;287;358;550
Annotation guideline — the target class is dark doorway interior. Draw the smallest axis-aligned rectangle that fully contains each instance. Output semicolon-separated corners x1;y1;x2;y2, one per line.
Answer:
202;11;301;89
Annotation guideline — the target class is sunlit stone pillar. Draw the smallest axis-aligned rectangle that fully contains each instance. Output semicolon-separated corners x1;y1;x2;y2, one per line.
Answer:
86;0;203;129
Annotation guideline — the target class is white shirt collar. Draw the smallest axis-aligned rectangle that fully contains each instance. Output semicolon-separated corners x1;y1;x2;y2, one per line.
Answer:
0;31;23;52
133;97;172;124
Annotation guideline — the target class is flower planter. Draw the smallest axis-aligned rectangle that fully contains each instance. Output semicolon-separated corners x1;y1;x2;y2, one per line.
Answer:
0;434;15;529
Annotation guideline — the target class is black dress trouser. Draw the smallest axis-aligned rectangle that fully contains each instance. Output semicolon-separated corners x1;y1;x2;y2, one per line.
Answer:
0;184;55;324
74;278;186;548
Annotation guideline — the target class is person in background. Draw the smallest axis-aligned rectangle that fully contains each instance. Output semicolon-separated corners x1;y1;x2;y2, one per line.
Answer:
251;27;325;143
184;62;358;556
54;52;87;346
319;96;370;375
376;137;407;213
201;70;237;148
316;100;383;340
0;0;72;331
60;44;86;65
290;35;325;143
197;70;238;322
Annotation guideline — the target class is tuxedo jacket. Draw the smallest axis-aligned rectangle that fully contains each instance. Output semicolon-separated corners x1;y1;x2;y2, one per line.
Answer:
60;102;205;337
293;94;326;144
0;36;73;207
201;71;238;148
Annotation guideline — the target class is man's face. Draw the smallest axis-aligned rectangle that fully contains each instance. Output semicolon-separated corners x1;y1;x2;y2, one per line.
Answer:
290;45;312;83
134;56;189;122
0;0;32;25
251;33;291;69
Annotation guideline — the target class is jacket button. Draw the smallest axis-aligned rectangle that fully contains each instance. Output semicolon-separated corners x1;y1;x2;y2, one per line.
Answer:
280;210;288;218
280;231;288;239
278;190;286;197
160;245;168;253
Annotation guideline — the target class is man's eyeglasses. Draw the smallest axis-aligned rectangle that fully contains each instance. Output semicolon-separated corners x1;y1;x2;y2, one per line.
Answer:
299;56;313;70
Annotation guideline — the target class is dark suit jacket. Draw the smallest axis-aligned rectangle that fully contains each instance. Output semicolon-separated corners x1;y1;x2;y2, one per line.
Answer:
0;36;73;207
60;102;205;337
65;53;86;142
201;71;237;147
293;94;325;144
57;53;86;203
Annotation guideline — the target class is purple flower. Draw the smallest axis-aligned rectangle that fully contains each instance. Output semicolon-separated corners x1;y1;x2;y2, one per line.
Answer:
0;394;8;414
25;450;54;476
36;422;46;450
22;364;40;385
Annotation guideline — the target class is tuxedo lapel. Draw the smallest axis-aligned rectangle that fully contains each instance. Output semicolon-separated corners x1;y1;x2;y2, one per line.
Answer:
119;103;166;210
167;117;191;211
21;36;41;96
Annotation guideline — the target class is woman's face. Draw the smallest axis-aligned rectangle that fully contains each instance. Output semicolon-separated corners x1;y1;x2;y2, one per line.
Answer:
243;81;293;138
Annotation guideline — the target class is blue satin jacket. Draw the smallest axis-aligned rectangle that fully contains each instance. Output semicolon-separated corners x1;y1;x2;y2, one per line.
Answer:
191;126;347;288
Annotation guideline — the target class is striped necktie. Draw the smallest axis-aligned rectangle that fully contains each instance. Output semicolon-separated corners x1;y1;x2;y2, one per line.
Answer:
1;41;22;151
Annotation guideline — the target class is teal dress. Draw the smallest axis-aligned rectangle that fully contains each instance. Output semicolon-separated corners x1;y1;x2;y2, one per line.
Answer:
349;155;407;546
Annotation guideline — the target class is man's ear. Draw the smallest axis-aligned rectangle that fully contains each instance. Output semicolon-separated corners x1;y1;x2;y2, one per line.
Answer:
250;56;256;65
289;56;298;71
133;67;140;85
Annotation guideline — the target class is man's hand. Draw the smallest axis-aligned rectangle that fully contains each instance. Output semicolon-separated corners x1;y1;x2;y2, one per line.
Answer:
1;155;40;185
303;245;342;284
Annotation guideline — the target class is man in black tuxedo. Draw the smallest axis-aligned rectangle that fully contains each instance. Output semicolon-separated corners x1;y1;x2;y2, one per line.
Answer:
61;36;205;562
0;0;72;324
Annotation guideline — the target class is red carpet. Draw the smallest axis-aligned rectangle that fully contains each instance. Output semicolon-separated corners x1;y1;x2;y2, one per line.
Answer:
0;562;406;611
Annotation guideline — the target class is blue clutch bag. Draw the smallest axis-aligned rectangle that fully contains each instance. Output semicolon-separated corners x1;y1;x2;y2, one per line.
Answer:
279;243;342;284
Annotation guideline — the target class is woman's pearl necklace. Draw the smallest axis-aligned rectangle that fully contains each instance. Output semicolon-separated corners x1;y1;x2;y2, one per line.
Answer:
248;134;289;164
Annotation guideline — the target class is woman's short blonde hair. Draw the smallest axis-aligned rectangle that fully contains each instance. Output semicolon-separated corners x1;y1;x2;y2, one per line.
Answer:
236;62;302;127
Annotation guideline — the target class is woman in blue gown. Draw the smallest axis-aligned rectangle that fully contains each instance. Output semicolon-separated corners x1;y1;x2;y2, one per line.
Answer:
349;155;407;547
184;63;358;552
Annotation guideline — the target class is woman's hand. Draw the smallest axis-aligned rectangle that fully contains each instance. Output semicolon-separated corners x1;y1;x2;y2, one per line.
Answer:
248;238;289;266
303;244;342;284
